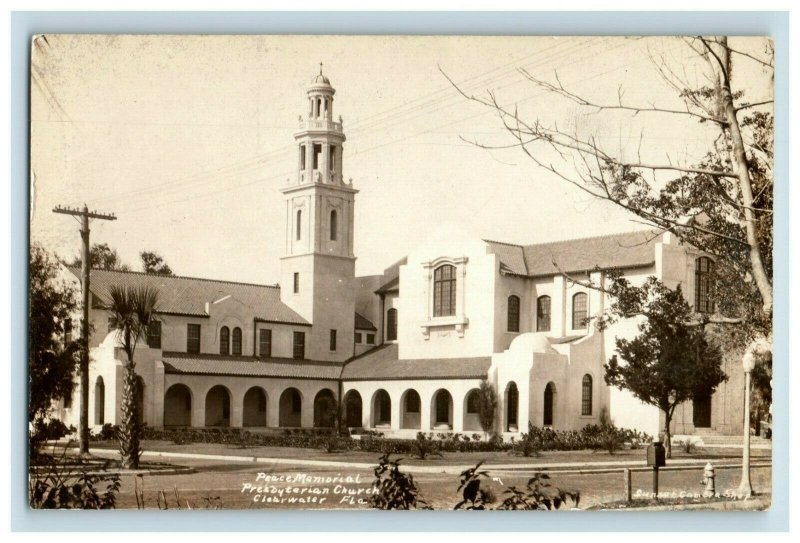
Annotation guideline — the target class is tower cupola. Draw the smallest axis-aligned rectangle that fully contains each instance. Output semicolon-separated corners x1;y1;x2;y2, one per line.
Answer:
292;64;348;186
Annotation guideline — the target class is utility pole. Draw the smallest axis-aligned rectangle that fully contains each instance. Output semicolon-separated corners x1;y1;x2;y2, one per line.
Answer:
52;204;116;454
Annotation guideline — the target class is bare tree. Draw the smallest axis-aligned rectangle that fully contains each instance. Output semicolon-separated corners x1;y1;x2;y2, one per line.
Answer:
445;36;773;357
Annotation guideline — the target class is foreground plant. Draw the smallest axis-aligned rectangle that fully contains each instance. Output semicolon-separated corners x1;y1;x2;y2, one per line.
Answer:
368;454;431;510
29;445;121;509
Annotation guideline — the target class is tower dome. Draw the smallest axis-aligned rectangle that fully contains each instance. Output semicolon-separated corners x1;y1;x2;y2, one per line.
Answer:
311;72;331;86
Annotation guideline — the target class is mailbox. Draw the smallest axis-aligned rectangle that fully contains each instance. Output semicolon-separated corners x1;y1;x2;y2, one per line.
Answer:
647;441;666;467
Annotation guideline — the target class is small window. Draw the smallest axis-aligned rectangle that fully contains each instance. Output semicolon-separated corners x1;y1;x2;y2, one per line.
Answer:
329;329;337;351
293;272;300;294
354;332;362;344
146;320;161;349
293;331;306;359
695;257;715;314
582;374;593;416
219;326;230;355
296;210;302;241
330;209;338;241
507;295;520;333
330;145;336;171
259;329;272;358
433;264;457;317
366;333;375;345
386;308;397;341
232;327;242;356
466;390;480;414
536;296;551;332
572;293;588;330
187;324;201;353
64;318;73;345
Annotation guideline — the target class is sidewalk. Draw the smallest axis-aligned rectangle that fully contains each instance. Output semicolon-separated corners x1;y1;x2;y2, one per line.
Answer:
82;447;772;476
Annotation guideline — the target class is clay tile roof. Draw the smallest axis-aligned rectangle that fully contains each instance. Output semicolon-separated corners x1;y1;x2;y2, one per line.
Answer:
354;312;377;331
483;240;528;276
341;343;491;381
162;352;342;380
67;267;309;325
522;230;659;277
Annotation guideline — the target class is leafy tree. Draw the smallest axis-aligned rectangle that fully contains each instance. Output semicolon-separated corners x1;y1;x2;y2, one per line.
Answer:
600;277;727;458
140;251;174;276
477;379;498;435
29;243;79;456
449;36;773;370
106;284;159;469
70;242;130;271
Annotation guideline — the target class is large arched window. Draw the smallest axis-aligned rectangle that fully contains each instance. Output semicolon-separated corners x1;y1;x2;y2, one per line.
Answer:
296;209;302;241
433;264;457;317
507;295;520;332
330;209;338;241
572;292;588;330
219;326;230;355
536;295;551;332
232;327;242;356
695;257;715;314
386;308;398;341
581;374;593;416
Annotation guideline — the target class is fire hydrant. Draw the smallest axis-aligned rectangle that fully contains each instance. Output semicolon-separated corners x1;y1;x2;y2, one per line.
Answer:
701;462;716;498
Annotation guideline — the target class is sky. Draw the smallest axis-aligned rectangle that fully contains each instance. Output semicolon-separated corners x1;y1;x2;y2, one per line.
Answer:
29;35;773;284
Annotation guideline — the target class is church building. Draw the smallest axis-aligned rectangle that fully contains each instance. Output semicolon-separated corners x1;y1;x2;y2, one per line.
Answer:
56;70;744;440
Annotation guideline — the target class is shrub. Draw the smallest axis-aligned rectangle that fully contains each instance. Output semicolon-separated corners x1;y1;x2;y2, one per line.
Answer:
412;432;443;460
477;379;498;433
90;423;118;441
454;462;496;510
29;447;121;509
368;454;431;510
495;473;580;510
516;423;543;457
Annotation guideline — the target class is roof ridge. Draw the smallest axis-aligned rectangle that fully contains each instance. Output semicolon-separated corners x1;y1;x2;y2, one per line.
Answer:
522;228;660;250
66;265;281;290
482;238;524;248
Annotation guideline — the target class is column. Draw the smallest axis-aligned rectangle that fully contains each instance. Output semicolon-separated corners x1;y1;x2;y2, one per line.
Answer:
420;391;432;431
452;390;465;432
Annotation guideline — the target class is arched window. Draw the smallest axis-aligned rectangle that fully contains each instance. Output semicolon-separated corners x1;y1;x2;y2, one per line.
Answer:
507;295;520;332
296;210;302;241
330;209;338;241
543;383;556;426
581;374;593;416
94;376;105;426
466;390;480;414
572;292;588;330
232;327;242;356
219;326;230;355
433;264;457;317
386;308;398;341
695;257;715;313
536;295;551;332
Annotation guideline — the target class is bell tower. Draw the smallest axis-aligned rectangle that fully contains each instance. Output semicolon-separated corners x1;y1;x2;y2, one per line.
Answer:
280;67;357;362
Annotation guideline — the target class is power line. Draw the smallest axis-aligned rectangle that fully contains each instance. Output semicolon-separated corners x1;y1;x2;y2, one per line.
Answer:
88;38;598;208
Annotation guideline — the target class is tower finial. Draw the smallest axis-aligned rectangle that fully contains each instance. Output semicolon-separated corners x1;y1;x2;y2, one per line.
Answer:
319;61;323;75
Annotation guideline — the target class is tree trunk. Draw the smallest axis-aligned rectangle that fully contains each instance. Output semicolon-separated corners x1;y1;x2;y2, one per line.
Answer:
663;413;672;460
716;37;773;316
118;361;141;469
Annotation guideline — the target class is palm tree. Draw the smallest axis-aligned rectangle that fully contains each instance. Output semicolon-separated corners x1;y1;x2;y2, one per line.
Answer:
107;284;159;469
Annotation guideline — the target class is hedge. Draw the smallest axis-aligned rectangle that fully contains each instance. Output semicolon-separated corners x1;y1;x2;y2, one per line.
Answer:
136;424;651;455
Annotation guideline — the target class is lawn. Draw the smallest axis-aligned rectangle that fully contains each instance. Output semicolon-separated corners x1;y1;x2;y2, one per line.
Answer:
77;439;771;510
102;454;771;511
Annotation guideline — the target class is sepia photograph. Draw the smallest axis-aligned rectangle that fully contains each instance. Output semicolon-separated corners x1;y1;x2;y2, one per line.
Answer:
27;33;775;512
